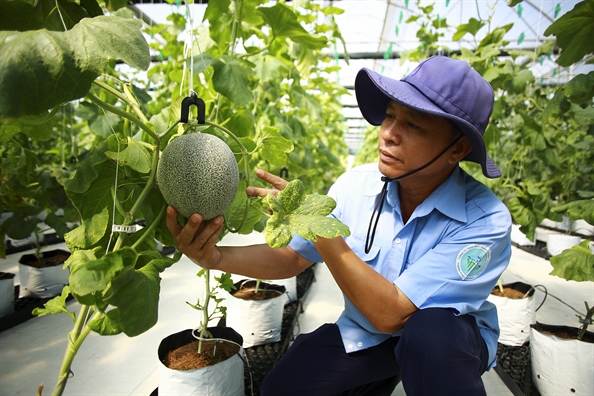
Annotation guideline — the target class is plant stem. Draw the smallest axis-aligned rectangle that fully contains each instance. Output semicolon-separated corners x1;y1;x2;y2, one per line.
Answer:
127;146;160;221
93;80;150;125
131;206;166;250
158;119;181;140
577;302;594;340
497;278;504;293
123;83;150;124
87;92;160;144
52;305;101;396
198;269;211;354
18;106;60;125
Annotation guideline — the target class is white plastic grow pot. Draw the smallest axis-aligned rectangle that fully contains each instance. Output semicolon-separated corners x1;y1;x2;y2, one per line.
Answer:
273;276;297;306
0;272;16;318
487;282;537;346
226;280;286;348
18;249;70;298
546;234;581;257
157;327;245;396
530;323;594;396
510;224;535;247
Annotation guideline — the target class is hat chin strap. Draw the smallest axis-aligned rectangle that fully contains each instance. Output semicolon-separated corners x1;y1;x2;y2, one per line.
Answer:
364;134;463;254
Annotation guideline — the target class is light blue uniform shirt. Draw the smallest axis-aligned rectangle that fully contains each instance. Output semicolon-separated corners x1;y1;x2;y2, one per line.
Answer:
288;163;512;369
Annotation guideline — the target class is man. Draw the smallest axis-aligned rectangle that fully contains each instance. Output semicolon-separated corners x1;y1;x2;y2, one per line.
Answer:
166;55;512;395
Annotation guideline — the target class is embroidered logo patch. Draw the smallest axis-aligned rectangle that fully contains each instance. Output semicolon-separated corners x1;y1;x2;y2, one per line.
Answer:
456;244;490;280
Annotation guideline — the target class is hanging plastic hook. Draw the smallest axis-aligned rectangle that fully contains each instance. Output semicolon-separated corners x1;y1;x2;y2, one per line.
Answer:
280;167;289;179
180;91;206;124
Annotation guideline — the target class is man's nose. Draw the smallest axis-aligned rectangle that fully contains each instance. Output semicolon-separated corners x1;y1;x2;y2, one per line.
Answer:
381;119;402;144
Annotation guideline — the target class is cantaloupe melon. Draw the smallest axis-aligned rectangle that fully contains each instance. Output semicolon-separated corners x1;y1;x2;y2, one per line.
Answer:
157;133;239;220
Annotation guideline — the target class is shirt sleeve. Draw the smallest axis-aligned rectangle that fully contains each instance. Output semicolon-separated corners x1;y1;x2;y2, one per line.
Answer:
394;207;512;316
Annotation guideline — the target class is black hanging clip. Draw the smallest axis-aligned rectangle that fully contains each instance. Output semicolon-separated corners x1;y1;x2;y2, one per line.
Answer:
180;91;206;124
280;167;289;179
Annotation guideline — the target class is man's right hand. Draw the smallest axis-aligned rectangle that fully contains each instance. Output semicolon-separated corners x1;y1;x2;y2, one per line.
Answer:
165;206;224;270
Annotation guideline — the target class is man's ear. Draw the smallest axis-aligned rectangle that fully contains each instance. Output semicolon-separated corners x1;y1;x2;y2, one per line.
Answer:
448;136;473;163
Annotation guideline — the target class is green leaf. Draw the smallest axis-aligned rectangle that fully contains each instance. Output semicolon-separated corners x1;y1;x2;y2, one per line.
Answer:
44;212;71;239
147;256;177;273
32;286;75;321
211;55;255;106
258;3;328;50
69;247;137;298
226;181;264;234
507;196;537;241
291;86;323;121
64;207;109;250
67;161;116;219
506;70;535;94
0;117;52;143
574;106;594;126
214;272;235;293
550;240;594;282
519;111;546;150
75;102;121;138
2;210;39;240
542;89;571;122
105;137;152;174
225;110;255;138
63;137;116;194
253;54;290;83
80;0;104;17
108;263;161;337
273;178;306;214
264;179;350;248
552;200;594;225
452;17;484;41
322;6;345;16
563;71;594;104
0;16;150;118
543;0;594;66
258;126;294;167
191;53;222;74
88;309;123;335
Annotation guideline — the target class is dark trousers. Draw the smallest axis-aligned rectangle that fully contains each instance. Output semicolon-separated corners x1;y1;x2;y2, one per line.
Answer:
260;308;489;396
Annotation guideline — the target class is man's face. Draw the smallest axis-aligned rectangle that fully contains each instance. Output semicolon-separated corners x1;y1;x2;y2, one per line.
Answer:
377;100;457;180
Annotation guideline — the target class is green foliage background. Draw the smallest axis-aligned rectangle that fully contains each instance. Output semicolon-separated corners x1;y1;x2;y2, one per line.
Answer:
0;0;593;393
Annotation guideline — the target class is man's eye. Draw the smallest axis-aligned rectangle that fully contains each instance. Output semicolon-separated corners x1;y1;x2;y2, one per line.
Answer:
385;113;395;120
407;122;418;129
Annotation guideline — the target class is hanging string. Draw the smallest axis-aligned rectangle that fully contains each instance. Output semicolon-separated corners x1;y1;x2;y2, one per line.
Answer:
100;97;122;254
54;0;68;31
61;105;66;168
182;1;195;97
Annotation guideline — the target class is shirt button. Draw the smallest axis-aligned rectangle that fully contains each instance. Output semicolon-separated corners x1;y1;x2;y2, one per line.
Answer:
395;238;401;244
348;344;353;349
357;342;363;347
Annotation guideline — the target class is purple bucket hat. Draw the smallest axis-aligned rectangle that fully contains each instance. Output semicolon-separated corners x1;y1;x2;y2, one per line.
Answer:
355;55;501;178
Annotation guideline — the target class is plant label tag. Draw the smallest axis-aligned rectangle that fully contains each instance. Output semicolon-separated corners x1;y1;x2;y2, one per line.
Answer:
112;225;139;234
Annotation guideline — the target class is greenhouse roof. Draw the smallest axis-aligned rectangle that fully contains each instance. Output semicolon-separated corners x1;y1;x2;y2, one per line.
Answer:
133;0;590;154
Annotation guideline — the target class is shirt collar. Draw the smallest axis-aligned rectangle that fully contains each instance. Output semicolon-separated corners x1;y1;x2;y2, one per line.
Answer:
363;169;385;197
426;166;467;223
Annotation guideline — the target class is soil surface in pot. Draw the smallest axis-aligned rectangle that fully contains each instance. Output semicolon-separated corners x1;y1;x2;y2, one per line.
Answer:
534;325;594;343
491;286;526;299
163;339;237;370
21;252;70;268
0;272;16;281
233;287;282;301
